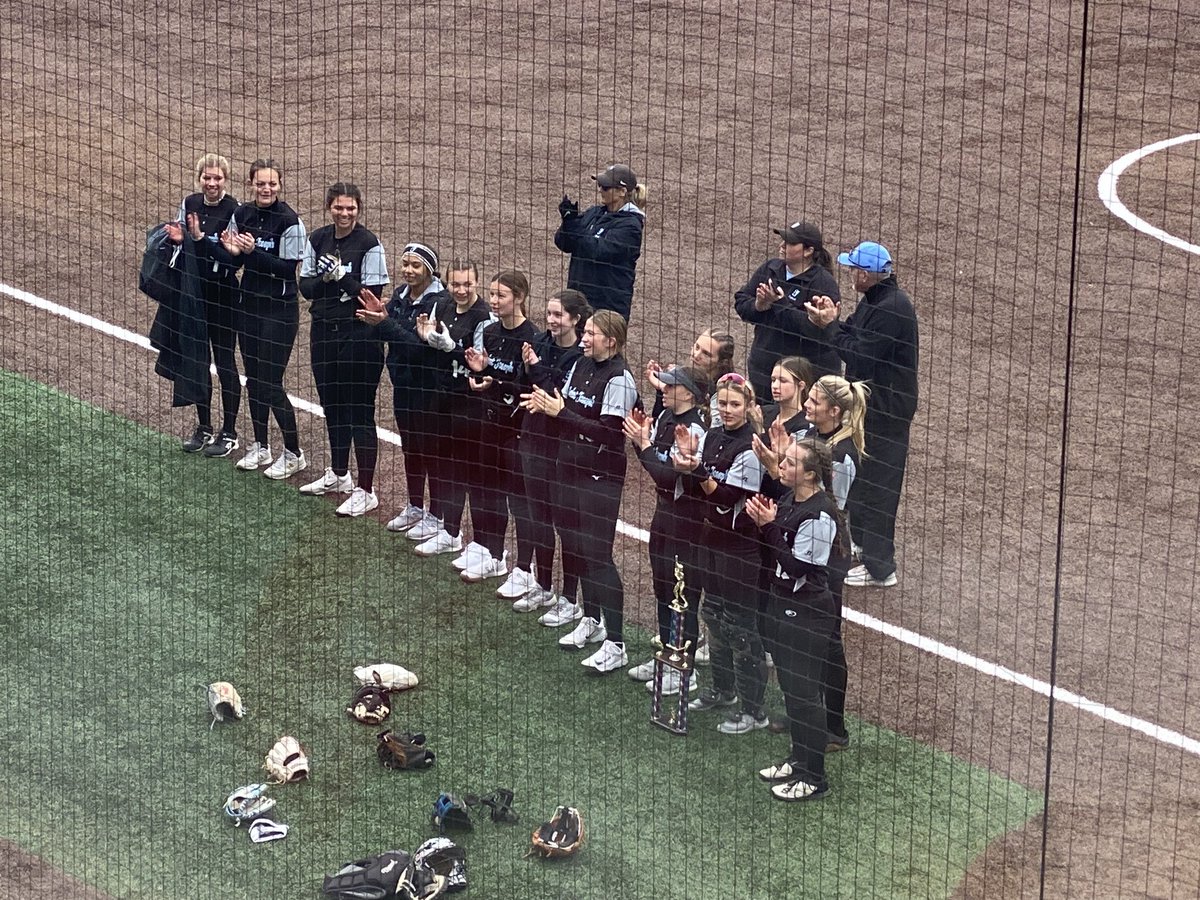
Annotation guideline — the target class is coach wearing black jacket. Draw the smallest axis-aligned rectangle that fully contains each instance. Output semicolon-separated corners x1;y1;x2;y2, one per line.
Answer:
806;241;918;588
734;220;842;398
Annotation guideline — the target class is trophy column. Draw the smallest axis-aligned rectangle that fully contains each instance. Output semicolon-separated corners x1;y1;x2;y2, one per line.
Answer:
651;557;694;735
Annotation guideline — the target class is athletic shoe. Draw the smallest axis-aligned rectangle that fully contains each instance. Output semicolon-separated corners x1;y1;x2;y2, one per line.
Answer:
694;638;710;666
236;442;272;471
496;567;535;599
386;505;425;533
336;487;378;517
414;529;462;558
628;659;657;682
264;448;307;480
581;639;627;674
203;430;239;458
461;550;508;583
300;468;353;496
851;541;864;561
844;565;898;587
827;732;851;753
539;598;583;627
645;668;695;696
405;513;442;541
452;541;487;571
558;616;606;649
718;712;770;735
512;587;556;613
182;427;214;453
758;760;799;783
771;779;829;802
688;689;738;712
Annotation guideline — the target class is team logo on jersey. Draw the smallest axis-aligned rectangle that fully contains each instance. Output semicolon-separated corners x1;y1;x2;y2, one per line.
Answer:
491;358;516;375
563;383;596;408
256;237;277;252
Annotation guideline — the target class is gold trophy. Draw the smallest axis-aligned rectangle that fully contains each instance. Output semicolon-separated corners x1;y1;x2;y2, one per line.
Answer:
651;557;694;734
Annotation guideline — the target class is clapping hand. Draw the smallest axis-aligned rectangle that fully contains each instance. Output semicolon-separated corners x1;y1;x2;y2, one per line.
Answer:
645;359;665;392
558;194;579;219
464;347;489;373
355;288;387;325
804;294;838;327
752;433;781;479
522;341;541;369
521;384;565;417
745;494;777;527
755;278;785;310
623;408;651;450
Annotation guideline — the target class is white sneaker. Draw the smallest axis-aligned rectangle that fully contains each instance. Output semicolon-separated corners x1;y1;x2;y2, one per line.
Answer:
718;712;770;735
512;586;556;613
405;513;442;541
844;565;898;587
628;659;657;681
300;468;353;495
558;616;606;649
386;505;425;533
581;640;627;673
452;541;487;571
645;668;696;696
538;598;583;627
694;639;710;666
414;529;462;558
461;550;508;583
236;442;272;471
496;567;535;599
264;448;307;480
336;487;379;517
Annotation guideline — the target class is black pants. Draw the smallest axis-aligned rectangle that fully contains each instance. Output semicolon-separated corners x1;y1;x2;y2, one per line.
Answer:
195;286;241;435
470;426;533;563
558;468;625;643
428;405;471;537
393;402;437;510
763;595;836;788
239;299;300;453
699;525;767;719
311;318;383;489
649;501;702;650
849;421;912;579
823;552;850;739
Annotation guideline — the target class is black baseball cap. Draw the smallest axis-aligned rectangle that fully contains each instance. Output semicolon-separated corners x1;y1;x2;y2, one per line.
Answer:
773;220;824;247
658;366;704;402
593;164;638;191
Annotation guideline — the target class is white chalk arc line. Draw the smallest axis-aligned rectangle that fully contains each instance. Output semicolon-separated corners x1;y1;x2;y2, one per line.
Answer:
1097;132;1200;257
3;281;1198;758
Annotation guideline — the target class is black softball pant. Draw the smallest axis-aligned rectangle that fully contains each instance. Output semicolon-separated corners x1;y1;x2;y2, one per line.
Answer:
196;285;241;435
239;299;300;453
311;318;384;490
393;398;442;511
557;468;625;643
470;426;533;564
763;594;836;789
699;525;767;719
824;552;851;740
427;406;472;538
849;421;911;580
522;442;577;595
649;502;702;651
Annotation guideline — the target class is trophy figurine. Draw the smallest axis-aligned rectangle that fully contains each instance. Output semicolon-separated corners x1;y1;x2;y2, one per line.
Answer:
651;557;694;734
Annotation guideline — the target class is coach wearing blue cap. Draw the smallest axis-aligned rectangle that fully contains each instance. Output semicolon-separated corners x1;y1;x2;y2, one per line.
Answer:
805;241;918;588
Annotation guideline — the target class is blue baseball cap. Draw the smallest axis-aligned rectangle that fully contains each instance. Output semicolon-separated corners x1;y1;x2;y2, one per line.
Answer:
837;241;893;273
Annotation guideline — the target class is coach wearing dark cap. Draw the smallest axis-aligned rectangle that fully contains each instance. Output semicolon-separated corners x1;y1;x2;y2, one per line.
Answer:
806;241;918;588
734;219;842;401
554;163;647;321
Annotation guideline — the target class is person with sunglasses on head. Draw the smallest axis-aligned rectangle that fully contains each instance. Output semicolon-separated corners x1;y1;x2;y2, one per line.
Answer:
622;365;712;696
735;220;842;402
555;164;646;322
522;311;640;675
220;159;307;468
672;372;769;733
805;241;918;588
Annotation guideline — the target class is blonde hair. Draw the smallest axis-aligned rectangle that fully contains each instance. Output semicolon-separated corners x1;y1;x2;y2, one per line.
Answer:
193;153;231;186
590;309;628;353
812;375;871;458
715;376;761;433
628;182;648;210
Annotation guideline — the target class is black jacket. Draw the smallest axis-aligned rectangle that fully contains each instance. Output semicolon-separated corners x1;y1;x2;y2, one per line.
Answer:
554;203;644;320
143;226;211;407
377;279;451;407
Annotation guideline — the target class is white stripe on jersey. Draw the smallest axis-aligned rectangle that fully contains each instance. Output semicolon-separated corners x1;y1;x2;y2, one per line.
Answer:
280;222;308;261
601;370;638;418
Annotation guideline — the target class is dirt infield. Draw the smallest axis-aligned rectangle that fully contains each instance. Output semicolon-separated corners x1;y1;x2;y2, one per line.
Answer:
3;0;1200;896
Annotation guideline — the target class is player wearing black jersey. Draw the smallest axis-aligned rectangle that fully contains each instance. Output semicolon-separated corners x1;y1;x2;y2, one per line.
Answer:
512;289;592;618
523;311;640;675
623;365;711;695
460;270;539;583
746;438;846;802
674;374;769;733
296;183;389;514
221;159;306;469
165;154;241;455
406;260;493;558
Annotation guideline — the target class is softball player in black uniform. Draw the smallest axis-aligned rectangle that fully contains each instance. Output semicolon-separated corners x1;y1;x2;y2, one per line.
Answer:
406;260;493;557
165;153;241;455
511;289;591;614
746;438;846;801
460;270;539;583
221;159;306;468
523;311;640;674
296;183;389;514
623;365;711;694
674;373;769;732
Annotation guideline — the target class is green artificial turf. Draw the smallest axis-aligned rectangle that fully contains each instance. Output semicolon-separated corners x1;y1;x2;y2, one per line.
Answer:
0;371;1042;899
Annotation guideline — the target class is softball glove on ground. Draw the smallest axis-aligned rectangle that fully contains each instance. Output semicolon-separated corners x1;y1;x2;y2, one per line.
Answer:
347;674;392;725
353;662;419;691
202;681;244;729
321;850;446;900
377;730;436;770
264;735;310;784
223;783;275;826
528;805;584;858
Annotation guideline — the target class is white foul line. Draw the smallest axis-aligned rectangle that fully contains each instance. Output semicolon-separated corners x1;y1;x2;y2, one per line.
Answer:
1097;132;1200;257
4;281;1197;758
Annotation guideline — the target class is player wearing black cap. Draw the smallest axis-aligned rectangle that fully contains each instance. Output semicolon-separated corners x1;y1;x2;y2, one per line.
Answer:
735;220;842;400
554;164;646;321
